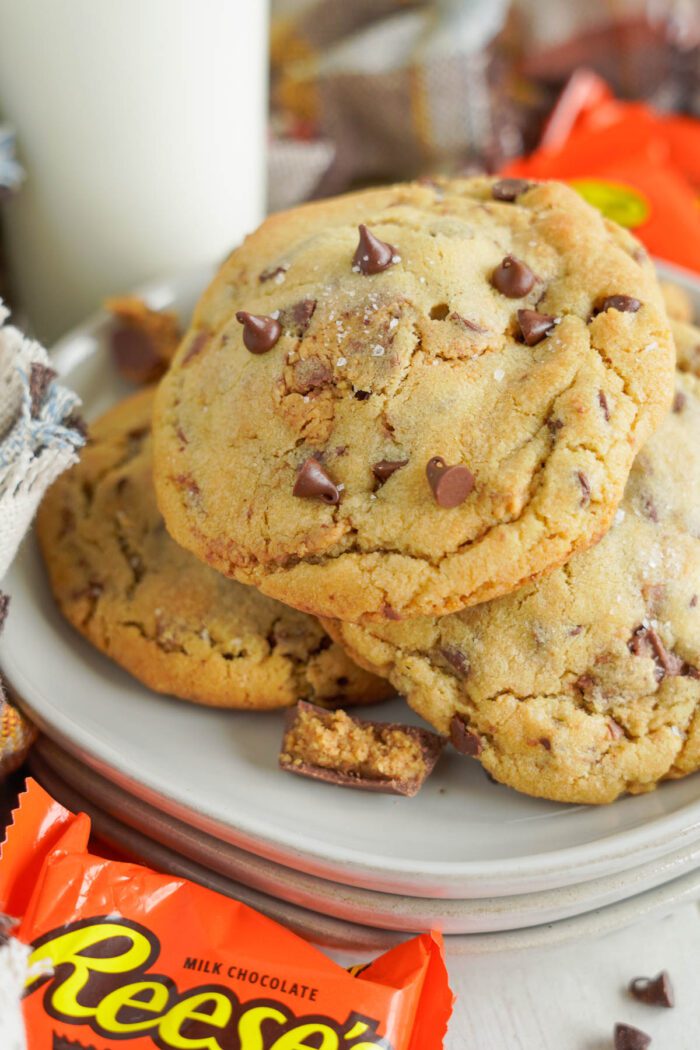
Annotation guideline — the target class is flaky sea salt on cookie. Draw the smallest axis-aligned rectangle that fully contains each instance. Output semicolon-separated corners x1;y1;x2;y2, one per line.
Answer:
328;370;700;805
153;176;675;623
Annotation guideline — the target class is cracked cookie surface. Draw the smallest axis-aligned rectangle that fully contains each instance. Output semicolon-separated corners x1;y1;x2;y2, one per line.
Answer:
153;177;674;623
36;388;391;710
327;370;700;804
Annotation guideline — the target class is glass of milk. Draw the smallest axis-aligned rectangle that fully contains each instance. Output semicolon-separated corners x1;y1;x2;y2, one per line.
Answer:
0;0;268;341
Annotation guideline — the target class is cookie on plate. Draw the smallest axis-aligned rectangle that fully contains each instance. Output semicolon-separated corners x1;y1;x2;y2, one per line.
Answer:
37;388;391;710
671;317;700;376
661;279;694;324
327;370;700;804
153;176;674;623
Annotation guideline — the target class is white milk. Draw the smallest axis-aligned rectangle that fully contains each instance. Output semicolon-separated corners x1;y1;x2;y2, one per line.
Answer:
0;0;267;341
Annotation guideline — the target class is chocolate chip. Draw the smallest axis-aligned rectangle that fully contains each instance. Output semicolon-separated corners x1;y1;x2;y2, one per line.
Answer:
450;715;482;756
381;604;401;620
293;457;340;505
235;311;282;354
293;357;333;393
354;389;371;401
491;178;531;202
629;625;685;678
577;470;591;506
491;255;536;298
372;459;408;485
547;416;564;435
0;592;9;634
353;224;396;275
629;971;674;1008
595;295;641;315
516;308;555;346
182;330;209;365
614;1022;651;1049
426;457;474;508
281;298;317;338
639;495;659;522
29;362;57;418
673;390;687;413
599;390;611;421
539;737;552;750
691;595;698;608
440;646;470;678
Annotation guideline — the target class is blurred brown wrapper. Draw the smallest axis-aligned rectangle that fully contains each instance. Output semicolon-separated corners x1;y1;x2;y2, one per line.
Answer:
268;0;700;210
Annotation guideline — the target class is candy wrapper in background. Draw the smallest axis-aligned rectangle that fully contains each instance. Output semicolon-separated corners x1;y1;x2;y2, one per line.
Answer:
0;780;453;1050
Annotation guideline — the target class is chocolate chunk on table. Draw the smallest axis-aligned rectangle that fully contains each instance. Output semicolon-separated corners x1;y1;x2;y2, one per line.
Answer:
279;701;444;797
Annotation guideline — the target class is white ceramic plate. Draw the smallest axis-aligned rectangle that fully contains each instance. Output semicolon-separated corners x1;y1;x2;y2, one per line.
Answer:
30;736;700;936
3;263;700;901
28;748;700;957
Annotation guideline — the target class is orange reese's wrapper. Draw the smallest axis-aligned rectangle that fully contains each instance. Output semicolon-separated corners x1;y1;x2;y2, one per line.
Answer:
0;780;453;1050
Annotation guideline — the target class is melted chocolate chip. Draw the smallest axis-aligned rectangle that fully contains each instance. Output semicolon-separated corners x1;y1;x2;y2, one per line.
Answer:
372;459;408;485
293;357;333;393
539;737;552;750
673;390;687;413
629;971;674;1008
598;390;611;421
182;330;210;365
691;595;698;608
236;311;282;354
491;178;531;202
353;224;396;275
293;457;340;505
281;298;317;338
354;389;371;401
629;625;685;678
576;470;591;506
547;416;564;435
259;264;288;283
426;457;474;508
517;308;555;346
491;255;536;298
450;715;482;756
29;362;57;418
110;324;165;384
595;294;641;315
440;646;470;678
614;1023;651;1050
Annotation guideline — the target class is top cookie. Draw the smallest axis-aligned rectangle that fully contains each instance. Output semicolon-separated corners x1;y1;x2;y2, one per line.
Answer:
153;176;675;623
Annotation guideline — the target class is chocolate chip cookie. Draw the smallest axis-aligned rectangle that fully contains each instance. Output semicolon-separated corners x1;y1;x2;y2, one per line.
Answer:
37;388;391;710
153;176;674;623
327;370;700;804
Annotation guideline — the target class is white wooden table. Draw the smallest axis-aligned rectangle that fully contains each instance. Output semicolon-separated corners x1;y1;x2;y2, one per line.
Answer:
444;904;700;1048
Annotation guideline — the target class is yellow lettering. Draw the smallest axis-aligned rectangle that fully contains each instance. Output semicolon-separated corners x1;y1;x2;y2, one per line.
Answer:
158;991;231;1050
271;1023;339;1050
26;923;152;1020
94;980;167;1033
238;1004;287;1050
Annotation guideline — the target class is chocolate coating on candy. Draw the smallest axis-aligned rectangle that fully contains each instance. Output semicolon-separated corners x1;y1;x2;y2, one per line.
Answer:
235;311;282;354
595;295;641;315
629;971;674;1008
491;255;536;298
426;457;474;508
372;459;408;485
517;309;555;346
450;715;482;755
293;458;340;505
491;178;531;202
353;224;395;275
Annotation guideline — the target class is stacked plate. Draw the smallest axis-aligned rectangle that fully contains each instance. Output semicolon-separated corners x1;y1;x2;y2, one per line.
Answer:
4;264;700;956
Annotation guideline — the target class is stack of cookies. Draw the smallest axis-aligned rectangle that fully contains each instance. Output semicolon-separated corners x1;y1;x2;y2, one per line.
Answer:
39;176;700;805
